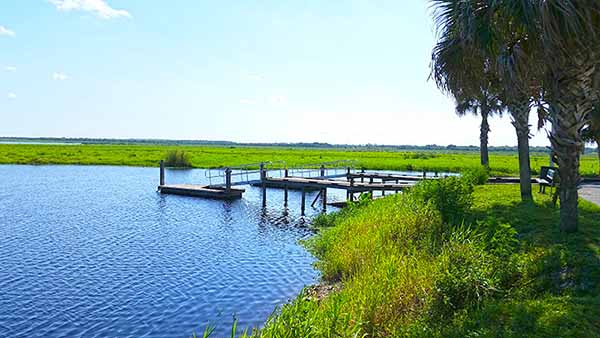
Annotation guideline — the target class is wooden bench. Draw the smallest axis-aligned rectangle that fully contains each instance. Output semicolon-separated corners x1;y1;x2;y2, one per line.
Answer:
538;166;557;194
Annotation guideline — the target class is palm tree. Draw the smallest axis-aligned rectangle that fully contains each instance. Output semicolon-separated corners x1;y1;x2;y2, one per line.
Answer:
430;0;600;232
454;89;503;167
430;0;534;201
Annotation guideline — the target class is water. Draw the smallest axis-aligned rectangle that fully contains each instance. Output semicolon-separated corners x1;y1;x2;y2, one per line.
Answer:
0;165;330;338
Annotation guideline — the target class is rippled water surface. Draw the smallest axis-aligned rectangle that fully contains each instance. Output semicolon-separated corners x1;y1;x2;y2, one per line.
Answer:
0;165;330;337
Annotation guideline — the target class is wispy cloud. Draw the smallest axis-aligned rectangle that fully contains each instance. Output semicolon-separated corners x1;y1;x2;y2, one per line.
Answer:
270;96;288;105
239;99;257;105
53;72;69;81
7;92;16;100
0;26;15;37
49;0;131;19
4;66;17;72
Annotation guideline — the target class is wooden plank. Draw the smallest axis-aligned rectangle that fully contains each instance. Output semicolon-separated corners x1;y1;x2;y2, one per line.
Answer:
264;177;415;192
159;184;244;199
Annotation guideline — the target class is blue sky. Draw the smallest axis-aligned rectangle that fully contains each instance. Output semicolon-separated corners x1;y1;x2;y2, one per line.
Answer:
0;0;551;146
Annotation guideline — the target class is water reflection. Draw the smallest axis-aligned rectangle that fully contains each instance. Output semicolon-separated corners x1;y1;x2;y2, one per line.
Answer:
0;165;319;338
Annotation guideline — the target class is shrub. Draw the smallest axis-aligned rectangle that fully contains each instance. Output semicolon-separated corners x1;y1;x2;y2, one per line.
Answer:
410;176;474;226
462;166;489;185
431;228;497;321
164;150;192;167
307;194;442;281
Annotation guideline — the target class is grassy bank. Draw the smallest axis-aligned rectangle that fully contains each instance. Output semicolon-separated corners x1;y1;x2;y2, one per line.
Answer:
232;179;600;337
1;143;599;177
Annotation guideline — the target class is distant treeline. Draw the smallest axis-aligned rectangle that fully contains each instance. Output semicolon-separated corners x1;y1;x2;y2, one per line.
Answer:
1;136;597;153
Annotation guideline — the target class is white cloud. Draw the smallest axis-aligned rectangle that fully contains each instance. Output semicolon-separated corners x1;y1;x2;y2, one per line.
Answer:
239;99;257;105
7;92;16;99
52;72;69;81
49;0;131;19
4;66;17;72
0;26;15;37
270;96;288;105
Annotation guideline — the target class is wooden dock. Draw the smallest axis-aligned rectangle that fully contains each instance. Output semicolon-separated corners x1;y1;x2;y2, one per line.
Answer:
157;161;423;212
157;161;245;199
263;176;415;192
158;184;244;199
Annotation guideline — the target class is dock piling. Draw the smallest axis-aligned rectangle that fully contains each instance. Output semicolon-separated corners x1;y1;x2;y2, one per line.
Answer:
260;162;267;207
225;167;232;192
322;188;327;212
159;160;165;186
283;168;289;206
301;189;306;215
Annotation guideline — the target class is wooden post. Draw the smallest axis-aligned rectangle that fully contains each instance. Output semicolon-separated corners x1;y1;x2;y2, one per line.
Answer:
435;171;438;177
301;188;306;215
322;188;327;212
159;160;165;186
361;168;365;183
225;167;232;192
382;189;386;196
320;165;325;177
260;162;266;181
260;162;267;207
283;168;289;207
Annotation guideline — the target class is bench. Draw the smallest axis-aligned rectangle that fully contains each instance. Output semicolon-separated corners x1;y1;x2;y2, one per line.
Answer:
538;166;557;194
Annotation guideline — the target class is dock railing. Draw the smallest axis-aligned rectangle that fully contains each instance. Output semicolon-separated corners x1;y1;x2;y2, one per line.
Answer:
287;160;357;179
205;161;287;187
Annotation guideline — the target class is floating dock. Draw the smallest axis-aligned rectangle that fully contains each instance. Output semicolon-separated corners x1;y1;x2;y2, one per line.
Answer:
158;184;244;199
157;161;428;212
157;161;245;199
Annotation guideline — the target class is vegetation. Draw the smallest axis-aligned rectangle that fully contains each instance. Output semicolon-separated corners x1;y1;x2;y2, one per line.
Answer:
164;149;192;168
454;87;504;168
1;143;599;177
229;177;600;337
583;104;600;175
429;0;600;232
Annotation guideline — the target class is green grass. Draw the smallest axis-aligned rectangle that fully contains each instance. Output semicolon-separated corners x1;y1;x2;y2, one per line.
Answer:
240;182;600;337
1;143;598;177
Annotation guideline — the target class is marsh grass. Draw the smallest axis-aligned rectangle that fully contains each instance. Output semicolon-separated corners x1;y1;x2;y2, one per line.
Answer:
1;143;598;177
164;149;192;167
226;180;600;337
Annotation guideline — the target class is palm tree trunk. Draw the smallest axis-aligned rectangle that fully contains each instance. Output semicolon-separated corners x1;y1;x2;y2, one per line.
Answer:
510;101;533;201
548;59;596;233
480;109;490;167
596;138;600;176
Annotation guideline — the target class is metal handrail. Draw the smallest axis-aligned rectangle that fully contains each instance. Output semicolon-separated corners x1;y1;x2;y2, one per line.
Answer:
204;161;288;186
287;160;357;178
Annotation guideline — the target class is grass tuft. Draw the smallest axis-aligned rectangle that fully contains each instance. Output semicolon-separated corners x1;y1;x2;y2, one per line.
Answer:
164;149;192;167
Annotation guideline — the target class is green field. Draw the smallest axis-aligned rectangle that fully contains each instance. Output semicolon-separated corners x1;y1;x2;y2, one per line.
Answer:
1;143;598;177
232;181;600;337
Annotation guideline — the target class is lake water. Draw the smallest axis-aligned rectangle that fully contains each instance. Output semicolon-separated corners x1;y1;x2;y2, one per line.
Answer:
0;165;335;337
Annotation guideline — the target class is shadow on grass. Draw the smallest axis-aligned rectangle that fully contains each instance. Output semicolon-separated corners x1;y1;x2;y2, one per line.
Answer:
456;186;600;337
